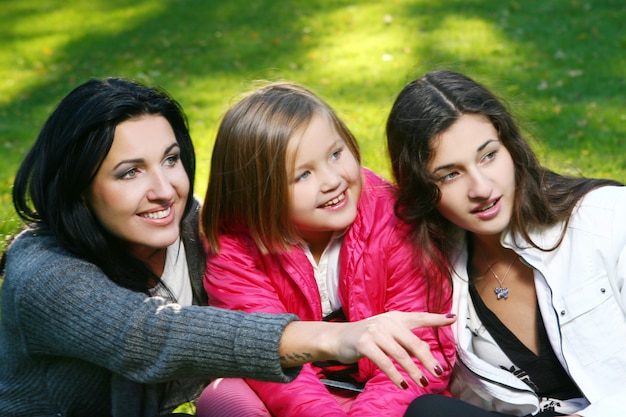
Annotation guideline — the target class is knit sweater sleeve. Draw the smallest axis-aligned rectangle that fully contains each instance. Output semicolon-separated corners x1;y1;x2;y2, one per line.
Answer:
4;230;299;384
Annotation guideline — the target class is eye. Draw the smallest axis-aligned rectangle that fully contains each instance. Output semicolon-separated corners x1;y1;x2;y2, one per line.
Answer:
295;170;311;182
164;153;180;167
481;150;496;163
330;148;342;160
120;168;139;180
438;171;459;183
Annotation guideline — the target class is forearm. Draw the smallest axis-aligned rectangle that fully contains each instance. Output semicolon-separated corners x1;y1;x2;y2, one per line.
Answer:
279;321;339;367
17;263;300;382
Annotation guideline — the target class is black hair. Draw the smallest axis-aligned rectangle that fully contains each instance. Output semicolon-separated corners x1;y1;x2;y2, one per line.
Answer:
6;77;195;292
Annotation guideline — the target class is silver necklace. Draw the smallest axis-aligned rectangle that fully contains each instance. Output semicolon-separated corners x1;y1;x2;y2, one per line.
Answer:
486;256;516;300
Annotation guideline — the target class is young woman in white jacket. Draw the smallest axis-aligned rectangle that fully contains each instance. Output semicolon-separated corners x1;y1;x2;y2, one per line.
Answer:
386;69;626;417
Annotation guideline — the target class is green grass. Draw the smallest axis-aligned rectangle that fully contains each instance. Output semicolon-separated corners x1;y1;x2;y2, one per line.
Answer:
1;0;624;248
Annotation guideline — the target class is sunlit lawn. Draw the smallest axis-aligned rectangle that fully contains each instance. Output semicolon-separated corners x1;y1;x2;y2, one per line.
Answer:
1;0;625;249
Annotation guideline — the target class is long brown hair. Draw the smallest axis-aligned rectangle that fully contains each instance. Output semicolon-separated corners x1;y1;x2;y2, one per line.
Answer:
202;81;360;254
386;69;622;279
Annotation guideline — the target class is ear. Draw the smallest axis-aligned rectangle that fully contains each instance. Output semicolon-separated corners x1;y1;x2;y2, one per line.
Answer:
79;191;92;209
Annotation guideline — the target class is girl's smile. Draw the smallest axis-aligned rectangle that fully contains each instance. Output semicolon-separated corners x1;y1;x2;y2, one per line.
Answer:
320;191;347;209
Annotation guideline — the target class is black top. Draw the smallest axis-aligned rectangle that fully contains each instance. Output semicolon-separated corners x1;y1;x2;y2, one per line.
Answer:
469;283;583;400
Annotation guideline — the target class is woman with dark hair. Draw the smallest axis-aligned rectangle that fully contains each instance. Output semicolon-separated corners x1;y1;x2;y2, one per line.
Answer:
386;70;625;417
0;77;455;417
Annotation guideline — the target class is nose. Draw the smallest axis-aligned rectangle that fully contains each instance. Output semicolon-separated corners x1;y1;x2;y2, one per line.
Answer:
467;169;493;200
319;166;342;193
146;168;176;201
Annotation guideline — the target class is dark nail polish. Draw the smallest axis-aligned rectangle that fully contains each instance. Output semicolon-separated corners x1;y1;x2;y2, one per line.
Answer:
445;313;456;319
434;365;444;376
420;376;429;387
400;380;409;390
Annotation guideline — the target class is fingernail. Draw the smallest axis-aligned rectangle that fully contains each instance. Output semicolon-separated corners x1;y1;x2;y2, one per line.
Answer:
445;313;456;319
434;365;444;376
420;376;429;387
400;380;409;390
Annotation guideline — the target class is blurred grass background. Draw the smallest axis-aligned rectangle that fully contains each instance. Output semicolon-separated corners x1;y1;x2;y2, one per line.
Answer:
1;0;625;248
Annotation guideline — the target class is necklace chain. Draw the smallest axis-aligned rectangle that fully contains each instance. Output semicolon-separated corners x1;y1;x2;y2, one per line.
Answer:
485;256;516;300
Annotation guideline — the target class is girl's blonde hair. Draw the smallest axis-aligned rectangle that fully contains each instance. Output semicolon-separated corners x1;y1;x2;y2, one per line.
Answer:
202;81;361;254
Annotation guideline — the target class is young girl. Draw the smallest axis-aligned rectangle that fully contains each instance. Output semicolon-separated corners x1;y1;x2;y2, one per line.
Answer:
386;69;626;417
199;82;455;416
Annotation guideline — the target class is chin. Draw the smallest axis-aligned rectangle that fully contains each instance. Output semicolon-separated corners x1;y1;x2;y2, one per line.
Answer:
150;232;181;249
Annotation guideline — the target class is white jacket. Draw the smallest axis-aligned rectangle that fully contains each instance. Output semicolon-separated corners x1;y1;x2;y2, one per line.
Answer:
450;186;626;417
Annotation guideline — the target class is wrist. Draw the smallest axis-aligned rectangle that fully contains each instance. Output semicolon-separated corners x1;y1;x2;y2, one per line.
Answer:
279;321;329;366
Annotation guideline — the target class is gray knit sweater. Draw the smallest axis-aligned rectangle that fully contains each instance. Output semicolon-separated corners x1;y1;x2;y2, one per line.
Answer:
0;204;299;416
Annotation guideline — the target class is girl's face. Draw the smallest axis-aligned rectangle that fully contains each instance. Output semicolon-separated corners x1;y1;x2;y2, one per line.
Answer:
288;114;362;247
85;115;190;259
428;114;515;237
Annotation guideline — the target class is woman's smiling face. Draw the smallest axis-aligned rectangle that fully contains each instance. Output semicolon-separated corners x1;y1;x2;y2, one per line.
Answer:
85;114;189;258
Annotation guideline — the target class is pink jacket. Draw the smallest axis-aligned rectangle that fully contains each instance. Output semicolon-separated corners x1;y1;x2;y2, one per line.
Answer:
204;168;454;416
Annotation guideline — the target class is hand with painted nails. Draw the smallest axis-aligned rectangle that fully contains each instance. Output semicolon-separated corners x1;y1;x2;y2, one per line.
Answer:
279;311;457;390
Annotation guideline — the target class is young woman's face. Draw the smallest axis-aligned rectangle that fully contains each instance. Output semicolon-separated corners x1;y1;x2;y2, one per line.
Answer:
288;114;362;246
85;115;190;258
428;114;515;237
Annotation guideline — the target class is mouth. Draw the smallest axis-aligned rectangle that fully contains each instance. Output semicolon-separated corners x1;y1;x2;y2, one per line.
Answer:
471;197;499;213
139;206;172;219
321;192;345;208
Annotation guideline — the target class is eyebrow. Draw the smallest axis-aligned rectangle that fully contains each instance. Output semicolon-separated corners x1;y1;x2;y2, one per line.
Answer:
113;142;180;170
431;139;498;174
